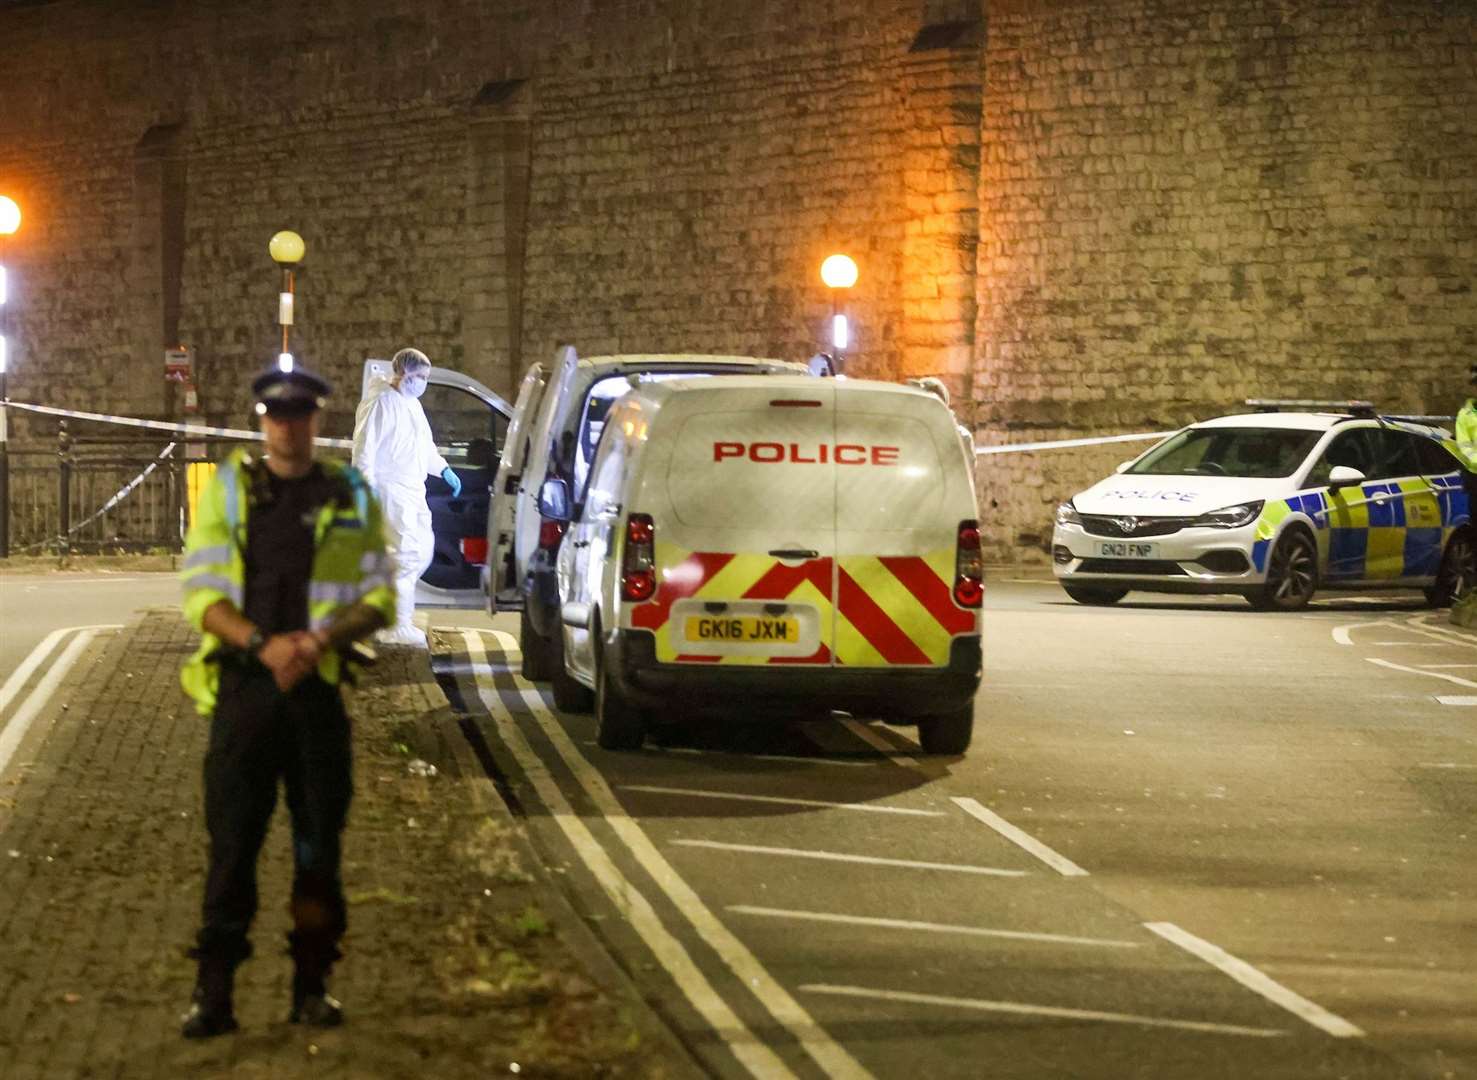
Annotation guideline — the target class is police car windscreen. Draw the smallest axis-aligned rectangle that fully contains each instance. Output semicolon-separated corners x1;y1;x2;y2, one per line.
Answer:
1128;427;1320;478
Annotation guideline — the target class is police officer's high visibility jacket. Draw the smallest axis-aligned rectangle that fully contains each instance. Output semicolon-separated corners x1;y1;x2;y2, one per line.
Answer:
180;449;396;715
1456;399;1477;468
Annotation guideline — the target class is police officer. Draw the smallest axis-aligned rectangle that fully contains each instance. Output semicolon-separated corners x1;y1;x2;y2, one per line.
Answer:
178;363;396;1038
1457;364;1477;495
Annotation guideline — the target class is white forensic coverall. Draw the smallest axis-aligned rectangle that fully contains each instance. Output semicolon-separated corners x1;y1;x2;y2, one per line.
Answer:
352;375;449;646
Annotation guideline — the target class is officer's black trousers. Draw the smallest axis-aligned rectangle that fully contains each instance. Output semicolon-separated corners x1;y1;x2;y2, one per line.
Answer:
194;661;352;978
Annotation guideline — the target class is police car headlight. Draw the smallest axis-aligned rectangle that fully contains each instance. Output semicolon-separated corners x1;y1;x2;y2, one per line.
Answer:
1055;501;1082;527
1190;500;1264;529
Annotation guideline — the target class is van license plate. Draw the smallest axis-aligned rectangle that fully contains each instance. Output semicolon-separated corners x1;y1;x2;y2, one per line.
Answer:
1096;541;1158;558
685;616;799;643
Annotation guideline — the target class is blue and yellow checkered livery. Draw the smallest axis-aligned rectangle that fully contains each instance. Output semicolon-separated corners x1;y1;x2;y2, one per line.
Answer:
1251;473;1469;579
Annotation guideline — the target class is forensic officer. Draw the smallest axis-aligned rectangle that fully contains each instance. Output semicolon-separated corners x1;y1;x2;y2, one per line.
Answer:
178;362;396;1038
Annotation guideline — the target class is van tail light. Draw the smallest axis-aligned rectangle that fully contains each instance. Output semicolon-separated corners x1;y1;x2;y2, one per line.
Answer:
461;536;489;565
953;520;984;608
621;513;657;602
538;518;566;550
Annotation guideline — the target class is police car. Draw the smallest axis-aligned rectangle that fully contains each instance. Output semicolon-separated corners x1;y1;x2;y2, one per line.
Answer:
1052;402;1475;610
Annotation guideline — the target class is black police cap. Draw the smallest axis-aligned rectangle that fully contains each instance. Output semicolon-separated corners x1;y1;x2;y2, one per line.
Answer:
251;364;332;414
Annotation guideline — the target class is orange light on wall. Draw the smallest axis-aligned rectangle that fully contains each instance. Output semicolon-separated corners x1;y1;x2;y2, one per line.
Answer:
820;253;858;289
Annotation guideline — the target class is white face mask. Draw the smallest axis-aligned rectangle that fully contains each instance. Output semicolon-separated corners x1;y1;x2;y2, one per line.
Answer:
399;372;428;399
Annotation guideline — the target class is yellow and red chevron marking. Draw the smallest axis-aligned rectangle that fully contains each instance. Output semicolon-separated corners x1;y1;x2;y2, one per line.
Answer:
835;552;975;667
627;542;975;667
629;542;833;665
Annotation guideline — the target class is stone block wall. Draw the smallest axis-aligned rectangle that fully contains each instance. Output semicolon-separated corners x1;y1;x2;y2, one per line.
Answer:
2;0;1474;557
975;0;1476;551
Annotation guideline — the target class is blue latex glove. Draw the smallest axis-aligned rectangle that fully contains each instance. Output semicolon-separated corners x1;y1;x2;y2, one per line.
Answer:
441;467;462;497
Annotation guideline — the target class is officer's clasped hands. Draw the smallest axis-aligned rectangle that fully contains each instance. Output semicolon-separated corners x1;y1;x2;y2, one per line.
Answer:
257;630;326;692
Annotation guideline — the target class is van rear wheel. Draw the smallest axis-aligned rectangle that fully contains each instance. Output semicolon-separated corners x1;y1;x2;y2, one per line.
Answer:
595;636;646;751
917;702;974;755
520;608;557;681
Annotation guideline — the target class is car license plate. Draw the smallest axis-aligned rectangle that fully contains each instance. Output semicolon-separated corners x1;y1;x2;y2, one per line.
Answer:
1096;541;1158;558
685;615;799;643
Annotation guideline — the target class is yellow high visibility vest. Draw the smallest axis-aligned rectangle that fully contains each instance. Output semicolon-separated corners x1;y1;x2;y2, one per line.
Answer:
1456;399;1477;469
179;449;396;715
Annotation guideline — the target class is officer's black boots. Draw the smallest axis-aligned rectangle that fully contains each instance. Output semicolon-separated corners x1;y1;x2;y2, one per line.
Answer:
287;927;345;1026
180;964;239;1039
289;972;344;1027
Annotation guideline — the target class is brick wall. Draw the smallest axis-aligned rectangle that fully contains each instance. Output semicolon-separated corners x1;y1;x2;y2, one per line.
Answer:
2;0;1473;556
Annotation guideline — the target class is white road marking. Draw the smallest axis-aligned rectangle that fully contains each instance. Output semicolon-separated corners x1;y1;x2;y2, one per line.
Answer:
1331;620;1395;646
463;631;873;1080
431;658;513;681
0;576;164;586
672;839;1027;878
837;717;921;768
1399;616;1477;649
1144;922;1364;1038
1366;657;1477;689
952;797;1089;877
457;633;803;1080
660;746;876;768
434;625;520;652
621;784;945;817
729;906;1140;949
1369;640;1445;646
1418;762;1477;769
1416;664;1477;669
0;627;114;776
799;984;1286;1039
0;627;70;717
1435;695;1477;706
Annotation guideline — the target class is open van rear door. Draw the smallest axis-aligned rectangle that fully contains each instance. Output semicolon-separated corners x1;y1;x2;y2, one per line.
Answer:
489;363;549;611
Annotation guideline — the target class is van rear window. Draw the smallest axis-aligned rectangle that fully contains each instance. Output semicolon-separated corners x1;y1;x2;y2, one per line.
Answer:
668;411;835;529
834;414;942;531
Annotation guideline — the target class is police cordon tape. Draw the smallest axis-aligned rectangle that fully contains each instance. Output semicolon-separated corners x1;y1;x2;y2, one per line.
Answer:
7;399;1176;459
972;430;1173;456
6;399;1463;460
5;400;355;449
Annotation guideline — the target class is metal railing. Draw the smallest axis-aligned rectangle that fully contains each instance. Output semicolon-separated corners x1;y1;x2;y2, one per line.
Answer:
2;420;252;556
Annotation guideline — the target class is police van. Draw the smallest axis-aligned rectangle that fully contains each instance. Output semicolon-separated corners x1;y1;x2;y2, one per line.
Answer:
1052;402;1474;609
538;375;983;753
486;348;811;679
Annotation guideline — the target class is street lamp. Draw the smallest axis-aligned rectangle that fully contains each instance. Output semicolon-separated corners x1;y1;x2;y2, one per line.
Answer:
0;194;21;558
269;230;305;372
820;253;858;372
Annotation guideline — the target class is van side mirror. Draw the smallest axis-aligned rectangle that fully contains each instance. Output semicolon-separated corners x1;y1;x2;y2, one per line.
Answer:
538;478;572;521
1327;465;1366;489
